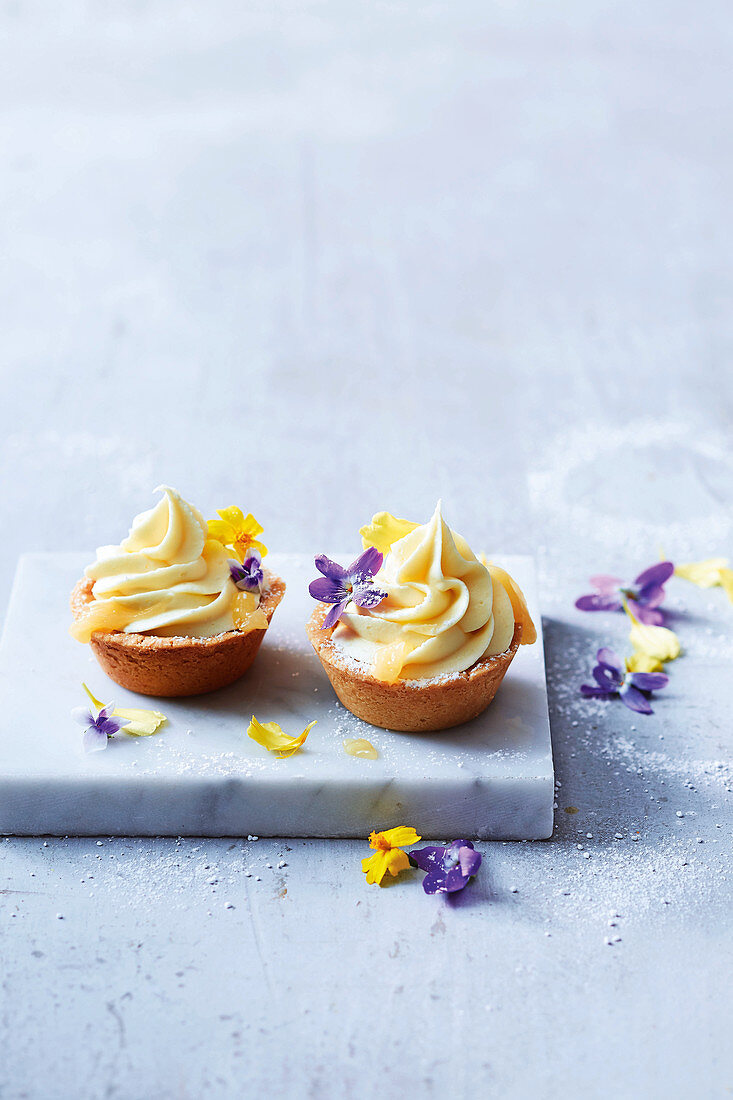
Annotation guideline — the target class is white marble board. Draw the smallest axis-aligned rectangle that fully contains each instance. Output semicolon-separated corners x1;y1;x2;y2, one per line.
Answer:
0;553;553;838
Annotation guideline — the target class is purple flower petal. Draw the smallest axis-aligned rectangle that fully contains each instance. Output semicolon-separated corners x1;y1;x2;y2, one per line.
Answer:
71;706;94;727
229;555;263;593
593;665;620;690
619;683;654;714
322;598;350;630
420;871;444;895
96;703;116;723
596;647;624;676
352;582;387;610
314;554;347;582
575;594;623;613
442;867;472;892
309;577;347;604
628;672;669;691
635;583;666;608
98;715;126;737
348;547;383;579
458;846;482;878
580;684;615;697
83;725;109;753
589;574;623;594
630;600;665;626
410;846;445;873
634;561;674;589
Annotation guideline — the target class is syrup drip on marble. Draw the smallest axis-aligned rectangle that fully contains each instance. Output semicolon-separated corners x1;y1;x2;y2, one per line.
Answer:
343;738;378;759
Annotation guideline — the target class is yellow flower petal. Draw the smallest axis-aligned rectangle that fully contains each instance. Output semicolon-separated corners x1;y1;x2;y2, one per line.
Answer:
360;512;418;555
625;652;665;674
247;715;315;757
384;849;411;877
362;852;389;885
720;567;733;604
378;825;421;848
81;683;166;737
217;506;245;528
240;512;264;539
113;706;167;737
628;621;681;663
207;518;236;545
243;536;268;559
82;683;105;711
674;557;729;588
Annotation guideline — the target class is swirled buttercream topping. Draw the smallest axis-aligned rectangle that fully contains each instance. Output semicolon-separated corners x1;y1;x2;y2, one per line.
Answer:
332;502;515;682
74;486;247;640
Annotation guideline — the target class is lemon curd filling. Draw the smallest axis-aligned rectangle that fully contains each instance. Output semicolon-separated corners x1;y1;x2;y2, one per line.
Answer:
71;486;250;642
332;503;534;683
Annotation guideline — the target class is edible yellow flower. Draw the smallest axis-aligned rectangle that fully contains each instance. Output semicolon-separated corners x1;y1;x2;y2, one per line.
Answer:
359;512;418;555
208;506;267;562
247;715;315;757
624;603;681;665
361;826;421;886
625;651;665;674
674;557;733;604
675;557;729;588
82;683;166;737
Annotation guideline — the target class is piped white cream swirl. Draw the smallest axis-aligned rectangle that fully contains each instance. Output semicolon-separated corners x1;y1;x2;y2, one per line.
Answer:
333;502;515;681
82;486;240;638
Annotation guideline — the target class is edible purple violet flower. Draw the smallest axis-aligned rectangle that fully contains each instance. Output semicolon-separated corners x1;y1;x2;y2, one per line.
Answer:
71;702;130;753
309;547;387;630
575;561;674;625
229;550;263;594
409;840;482;894
580;647;669;715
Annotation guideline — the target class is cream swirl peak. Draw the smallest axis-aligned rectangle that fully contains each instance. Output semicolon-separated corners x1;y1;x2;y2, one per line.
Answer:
332;502;516;682
81;486;240;638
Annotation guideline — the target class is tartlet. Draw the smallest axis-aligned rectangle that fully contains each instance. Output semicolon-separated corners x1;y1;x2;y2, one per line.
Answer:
307;604;523;731
71;486;284;697
306;504;535;732
72;570;285;697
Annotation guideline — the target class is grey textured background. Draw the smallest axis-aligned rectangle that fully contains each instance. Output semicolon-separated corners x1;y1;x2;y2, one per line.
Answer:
1;3;732;1098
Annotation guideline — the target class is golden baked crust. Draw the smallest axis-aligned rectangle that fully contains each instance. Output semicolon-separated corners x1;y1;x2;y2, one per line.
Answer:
71;571;285;697
306;603;522;732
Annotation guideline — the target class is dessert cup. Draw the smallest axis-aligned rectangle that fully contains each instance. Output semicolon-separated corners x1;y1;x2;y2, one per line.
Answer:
72;570;285;697
307;603;523;731
306;503;535;731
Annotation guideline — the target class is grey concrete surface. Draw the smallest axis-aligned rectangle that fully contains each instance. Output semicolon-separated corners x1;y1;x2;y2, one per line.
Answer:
0;2;731;1098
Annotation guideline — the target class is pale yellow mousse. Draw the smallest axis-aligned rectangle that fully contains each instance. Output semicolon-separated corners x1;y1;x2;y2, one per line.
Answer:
71;486;262;643
332;502;531;683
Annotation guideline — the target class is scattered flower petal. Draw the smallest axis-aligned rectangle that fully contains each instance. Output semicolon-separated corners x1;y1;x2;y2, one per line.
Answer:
625;651;665;674
208;507;267;562
580;647;668;715
721;568;733;604
359;513;418;555
674;557;729;588
575;561;674;625
309;549;387;629
82;683;166;737
73;690;130;753
247;715;316;757
361;826;421;886
625;605;681;664
675;557;733;604
410;840;482;894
